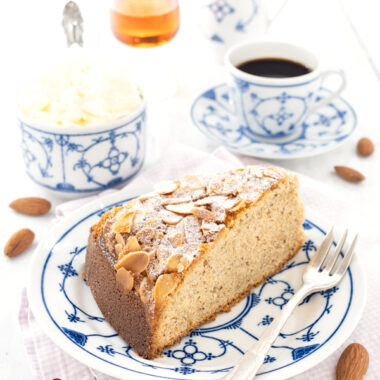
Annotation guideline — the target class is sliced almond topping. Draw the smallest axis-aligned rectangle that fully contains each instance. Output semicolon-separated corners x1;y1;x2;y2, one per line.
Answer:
154;180;179;195
138;192;157;201
167;255;189;273
211;203;226;223
138;277;151;304
166;255;181;272
131;210;143;233
191;189;207;201
207;180;222;195
162;212;183;225
168;232;184;248
139;290;149;304
177;256;190;273
153;273;180;305
182;174;198;183
190;207;215;222
230;199;246;212
181;174;206;190
161;196;192;206
115;233;125;246
112;211;134;233
116;268;134;292
114;251;150;272
194;195;228;206
147;248;157;261
165;202;195;215
124;198;140;209
115;243;123;257
222;198;240;209
221;177;239;195
182;215;204;244
136;227;155;246
125;236;141;253
201;222;224;241
118;236;142;260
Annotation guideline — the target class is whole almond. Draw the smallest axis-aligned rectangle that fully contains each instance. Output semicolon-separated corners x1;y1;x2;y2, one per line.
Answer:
357;137;374;157
9;197;51;215
336;343;369;380
334;166;365;183
4;228;35;257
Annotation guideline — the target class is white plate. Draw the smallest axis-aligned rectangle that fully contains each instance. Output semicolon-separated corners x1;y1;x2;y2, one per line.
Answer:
28;187;367;380
190;84;357;159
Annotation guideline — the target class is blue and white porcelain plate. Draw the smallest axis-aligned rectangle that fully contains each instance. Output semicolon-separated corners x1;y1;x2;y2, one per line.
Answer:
28;187;366;380
191;84;357;159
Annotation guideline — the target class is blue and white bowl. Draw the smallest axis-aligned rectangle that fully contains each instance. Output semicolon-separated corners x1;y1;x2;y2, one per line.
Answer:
17;100;146;198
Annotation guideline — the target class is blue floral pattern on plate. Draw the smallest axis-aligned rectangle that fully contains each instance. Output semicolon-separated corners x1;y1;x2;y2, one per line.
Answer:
28;189;366;380
190;84;357;159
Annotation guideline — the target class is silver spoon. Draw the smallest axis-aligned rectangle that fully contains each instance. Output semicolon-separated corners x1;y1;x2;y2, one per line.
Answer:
62;1;84;47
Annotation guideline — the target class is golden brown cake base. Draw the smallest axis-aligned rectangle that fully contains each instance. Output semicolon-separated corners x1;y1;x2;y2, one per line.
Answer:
86;235;303;358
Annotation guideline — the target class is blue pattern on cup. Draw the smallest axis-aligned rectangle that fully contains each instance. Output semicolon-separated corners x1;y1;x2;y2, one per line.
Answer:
230;74;319;139
18;110;145;194
191;83;356;159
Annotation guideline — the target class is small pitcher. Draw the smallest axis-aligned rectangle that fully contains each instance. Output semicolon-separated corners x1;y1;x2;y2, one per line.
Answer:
199;0;287;62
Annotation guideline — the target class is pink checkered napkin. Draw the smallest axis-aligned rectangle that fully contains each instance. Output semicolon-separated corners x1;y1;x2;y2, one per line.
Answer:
19;144;379;379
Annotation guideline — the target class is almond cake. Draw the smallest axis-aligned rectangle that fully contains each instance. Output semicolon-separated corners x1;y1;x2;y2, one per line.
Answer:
85;166;305;359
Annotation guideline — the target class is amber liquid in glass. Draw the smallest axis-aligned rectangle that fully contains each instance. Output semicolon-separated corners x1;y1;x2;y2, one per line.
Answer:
111;2;179;48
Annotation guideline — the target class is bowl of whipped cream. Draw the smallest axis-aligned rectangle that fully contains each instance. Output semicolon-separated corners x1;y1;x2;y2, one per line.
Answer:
17;46;146;197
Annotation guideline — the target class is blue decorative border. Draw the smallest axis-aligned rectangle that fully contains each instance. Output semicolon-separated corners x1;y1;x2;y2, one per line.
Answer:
24;159;144;194
40;197;354;379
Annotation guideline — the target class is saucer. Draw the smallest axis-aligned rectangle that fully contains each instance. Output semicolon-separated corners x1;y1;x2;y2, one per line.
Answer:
190;84;357;159
28;187;366;380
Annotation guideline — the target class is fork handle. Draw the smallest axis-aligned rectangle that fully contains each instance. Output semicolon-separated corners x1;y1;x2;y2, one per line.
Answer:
222;284;312;380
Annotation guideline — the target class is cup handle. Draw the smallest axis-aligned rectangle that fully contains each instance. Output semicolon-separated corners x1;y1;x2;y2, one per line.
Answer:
308;70;347;113
267;0;289;28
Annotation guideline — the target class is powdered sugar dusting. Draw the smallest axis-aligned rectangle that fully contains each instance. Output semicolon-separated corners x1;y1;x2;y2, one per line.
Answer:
99;166;286;287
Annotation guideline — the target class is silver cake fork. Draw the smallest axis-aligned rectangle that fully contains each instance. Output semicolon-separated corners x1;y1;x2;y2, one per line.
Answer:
223;228;357;380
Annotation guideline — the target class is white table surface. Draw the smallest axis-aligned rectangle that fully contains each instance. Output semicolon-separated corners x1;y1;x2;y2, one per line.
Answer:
1;0;379;379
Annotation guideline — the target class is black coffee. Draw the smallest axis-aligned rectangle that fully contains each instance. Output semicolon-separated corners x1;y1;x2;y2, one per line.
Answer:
237;58;311;78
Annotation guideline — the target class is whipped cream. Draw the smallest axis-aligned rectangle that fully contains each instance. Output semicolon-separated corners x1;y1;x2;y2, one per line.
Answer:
17;46;143;127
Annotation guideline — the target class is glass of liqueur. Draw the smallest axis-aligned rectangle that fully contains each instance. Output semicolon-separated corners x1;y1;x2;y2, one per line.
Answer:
110;0;180;100
111;0;179;47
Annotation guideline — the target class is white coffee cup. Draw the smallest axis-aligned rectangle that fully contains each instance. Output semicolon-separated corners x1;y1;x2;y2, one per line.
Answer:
225;41;346;140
